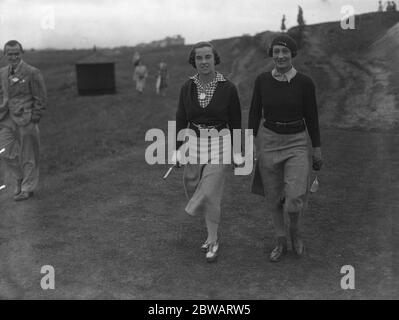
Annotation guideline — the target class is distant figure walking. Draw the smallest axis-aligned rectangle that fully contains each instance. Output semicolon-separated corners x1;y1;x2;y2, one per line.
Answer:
0;40;47;201
385;1;395;11
378;0;384;11
156;61;168;96
133;60;148;94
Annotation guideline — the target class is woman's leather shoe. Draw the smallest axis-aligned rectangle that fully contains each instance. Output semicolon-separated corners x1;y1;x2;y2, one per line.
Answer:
270;236;287;262
206;242;219;262
14;191;34;201
290;229;305;256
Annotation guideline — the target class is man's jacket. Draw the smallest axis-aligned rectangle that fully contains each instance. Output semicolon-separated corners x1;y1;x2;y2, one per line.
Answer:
0;60;47;126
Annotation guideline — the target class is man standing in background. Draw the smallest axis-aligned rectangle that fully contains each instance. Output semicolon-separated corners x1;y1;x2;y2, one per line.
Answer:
0;40;47;201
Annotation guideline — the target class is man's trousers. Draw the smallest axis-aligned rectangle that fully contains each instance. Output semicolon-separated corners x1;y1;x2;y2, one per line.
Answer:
0;115;40;193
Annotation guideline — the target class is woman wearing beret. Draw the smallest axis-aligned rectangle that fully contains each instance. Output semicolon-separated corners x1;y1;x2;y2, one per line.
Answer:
248;35;323;262
172;41;243;262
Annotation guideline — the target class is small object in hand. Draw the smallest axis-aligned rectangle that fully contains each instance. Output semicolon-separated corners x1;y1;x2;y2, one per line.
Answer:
0;148;5;154
310;176;319;193
163;165;176;180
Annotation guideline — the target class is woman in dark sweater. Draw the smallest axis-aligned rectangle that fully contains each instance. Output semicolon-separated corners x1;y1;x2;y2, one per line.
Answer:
248;35;323;262
173;42;243;262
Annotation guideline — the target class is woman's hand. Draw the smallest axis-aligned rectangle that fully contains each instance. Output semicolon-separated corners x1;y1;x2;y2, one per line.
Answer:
312;147;323;171
171;150;182;167
233;152;245;168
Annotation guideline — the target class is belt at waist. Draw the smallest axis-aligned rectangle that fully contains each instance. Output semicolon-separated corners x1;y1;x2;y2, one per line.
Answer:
189;122;228;135
263;118;305;134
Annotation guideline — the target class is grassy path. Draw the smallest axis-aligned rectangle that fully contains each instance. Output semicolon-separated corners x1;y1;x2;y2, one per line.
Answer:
0;127;396;299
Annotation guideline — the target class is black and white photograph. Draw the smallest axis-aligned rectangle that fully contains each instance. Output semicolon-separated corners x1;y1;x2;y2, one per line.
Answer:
0;0;398;304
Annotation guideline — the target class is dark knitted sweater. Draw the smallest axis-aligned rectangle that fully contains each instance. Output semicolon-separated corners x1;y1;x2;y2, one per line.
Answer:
176;78;242;149
248;72;321;147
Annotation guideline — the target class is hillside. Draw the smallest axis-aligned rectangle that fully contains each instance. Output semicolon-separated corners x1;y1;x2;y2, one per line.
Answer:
0;11;396;175
225;11;399;131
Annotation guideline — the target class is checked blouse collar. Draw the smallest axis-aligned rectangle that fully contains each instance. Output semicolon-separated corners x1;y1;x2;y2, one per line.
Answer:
190;71;226;88
190;72;226;108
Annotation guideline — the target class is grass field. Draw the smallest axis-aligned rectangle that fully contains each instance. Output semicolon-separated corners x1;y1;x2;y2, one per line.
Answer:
0;12;398;299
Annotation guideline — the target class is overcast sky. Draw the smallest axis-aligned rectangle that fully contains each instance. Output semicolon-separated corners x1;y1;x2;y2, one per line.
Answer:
0;0;382;49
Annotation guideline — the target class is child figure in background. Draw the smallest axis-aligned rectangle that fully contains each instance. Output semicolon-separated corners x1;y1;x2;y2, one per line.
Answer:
133;60;148;94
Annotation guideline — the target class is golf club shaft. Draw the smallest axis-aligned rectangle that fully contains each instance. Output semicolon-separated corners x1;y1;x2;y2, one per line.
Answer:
163;165;176;179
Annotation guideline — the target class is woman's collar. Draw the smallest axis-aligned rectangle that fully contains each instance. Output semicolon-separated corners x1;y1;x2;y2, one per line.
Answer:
190;71;226;83
271;67;297;83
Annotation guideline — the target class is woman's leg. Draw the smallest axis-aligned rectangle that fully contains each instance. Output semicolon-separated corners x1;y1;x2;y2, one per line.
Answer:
258;152;288;262
185;164;227;224
205;218;218;244
258;153;285;237
184;164;227;261
283;146;310;255
184;164;226;238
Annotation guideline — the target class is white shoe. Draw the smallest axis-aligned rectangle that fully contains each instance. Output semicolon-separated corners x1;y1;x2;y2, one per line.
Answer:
206;242;219;262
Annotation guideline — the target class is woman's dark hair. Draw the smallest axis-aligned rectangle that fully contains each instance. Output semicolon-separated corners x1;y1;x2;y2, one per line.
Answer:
3;40;24;53
188;41;221;68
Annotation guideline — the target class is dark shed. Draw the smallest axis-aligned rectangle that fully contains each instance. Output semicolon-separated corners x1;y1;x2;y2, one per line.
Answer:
76;51;116;95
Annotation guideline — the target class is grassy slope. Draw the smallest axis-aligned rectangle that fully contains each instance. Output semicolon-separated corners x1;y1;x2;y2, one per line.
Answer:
0;12;398;299
2;11;397;175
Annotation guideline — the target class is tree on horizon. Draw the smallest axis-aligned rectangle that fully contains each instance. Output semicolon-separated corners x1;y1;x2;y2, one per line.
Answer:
297;5;305;26
291;5;306;49
281;14;287;32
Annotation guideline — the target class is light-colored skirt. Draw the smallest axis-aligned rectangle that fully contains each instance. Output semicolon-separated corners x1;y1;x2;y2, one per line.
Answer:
182;131;231;223
182;130;231;165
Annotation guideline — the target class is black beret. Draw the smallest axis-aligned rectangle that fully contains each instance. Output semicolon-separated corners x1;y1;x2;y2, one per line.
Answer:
268;35;297;58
